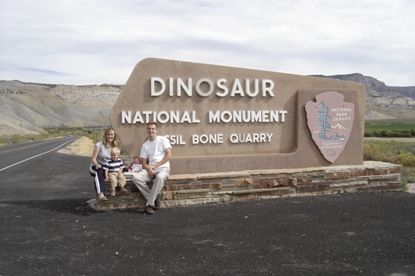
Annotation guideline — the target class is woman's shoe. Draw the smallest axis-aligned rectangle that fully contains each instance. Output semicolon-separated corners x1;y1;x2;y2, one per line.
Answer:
97;193;108;201
110;190;116;197
120;187;129;194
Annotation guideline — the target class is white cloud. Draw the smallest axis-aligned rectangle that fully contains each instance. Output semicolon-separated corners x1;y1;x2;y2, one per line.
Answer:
0;0;414;86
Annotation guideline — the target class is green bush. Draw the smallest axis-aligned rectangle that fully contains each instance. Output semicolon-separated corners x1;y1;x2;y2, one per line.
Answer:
364;140;415;189
364;140;415;166
363;143;379;160
394;154;415;167
364;124;415;137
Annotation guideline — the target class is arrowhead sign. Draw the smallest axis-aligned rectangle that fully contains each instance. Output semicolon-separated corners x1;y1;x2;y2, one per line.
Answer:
305;92;355;163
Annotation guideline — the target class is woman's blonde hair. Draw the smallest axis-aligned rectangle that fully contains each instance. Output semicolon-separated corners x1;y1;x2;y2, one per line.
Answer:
103;127;118;147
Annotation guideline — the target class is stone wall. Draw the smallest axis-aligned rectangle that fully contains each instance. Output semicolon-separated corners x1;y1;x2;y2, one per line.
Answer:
90;161;402;211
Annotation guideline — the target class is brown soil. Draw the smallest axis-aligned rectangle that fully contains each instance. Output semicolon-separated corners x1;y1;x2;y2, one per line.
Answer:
58;136;95;157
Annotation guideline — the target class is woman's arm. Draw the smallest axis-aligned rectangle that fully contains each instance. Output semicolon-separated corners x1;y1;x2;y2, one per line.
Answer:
91;145;101;168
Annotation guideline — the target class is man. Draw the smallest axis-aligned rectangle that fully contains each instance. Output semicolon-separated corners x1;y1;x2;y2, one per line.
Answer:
132;122;172;215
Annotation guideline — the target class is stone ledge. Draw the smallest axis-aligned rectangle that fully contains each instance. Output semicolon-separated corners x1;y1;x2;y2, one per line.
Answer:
89;161;403;211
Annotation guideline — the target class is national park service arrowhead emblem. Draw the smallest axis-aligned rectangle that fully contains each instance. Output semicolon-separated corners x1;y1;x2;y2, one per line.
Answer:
305;92;355;163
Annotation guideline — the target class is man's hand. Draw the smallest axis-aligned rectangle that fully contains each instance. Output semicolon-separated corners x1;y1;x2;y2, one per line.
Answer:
147;167;156;177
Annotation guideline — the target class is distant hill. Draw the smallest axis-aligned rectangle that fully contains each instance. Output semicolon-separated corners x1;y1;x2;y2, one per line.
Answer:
313;73;415;98
1;74;414;135
312;73;415;121
0;80;122;135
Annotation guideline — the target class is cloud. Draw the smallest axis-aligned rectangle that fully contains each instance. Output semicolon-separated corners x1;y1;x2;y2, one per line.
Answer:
0;0;414;86
21;67;72;76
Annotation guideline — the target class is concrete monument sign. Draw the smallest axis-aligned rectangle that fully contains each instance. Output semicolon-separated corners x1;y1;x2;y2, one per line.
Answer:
110;58;366;174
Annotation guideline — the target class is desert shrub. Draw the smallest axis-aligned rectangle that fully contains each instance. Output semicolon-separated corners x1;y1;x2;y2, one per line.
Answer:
364;128;415;137
10;134;27;144
392;130;412;137
364;142;392;162
394;153;415;167
364;141;415;167
364;140;415;190
402;167;415;190
363;143;379;160
380;130;390;137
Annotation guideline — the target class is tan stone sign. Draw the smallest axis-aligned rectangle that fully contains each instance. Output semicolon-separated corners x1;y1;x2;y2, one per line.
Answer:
110;58;366;174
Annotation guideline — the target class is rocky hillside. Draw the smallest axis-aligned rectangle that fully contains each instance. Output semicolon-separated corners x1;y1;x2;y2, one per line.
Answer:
1;74;414;135
0;80;122;135
313;73;415;120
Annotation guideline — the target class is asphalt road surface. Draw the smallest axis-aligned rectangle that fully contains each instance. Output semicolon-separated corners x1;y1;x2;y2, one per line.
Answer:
0;138;414;275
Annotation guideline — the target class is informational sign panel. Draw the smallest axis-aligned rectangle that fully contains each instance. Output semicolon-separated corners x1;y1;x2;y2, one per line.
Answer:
110;58;366;174
305;92;355;163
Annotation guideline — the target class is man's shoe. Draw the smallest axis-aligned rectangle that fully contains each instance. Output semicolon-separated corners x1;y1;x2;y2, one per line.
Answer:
154;194;161;210
145;206;154;215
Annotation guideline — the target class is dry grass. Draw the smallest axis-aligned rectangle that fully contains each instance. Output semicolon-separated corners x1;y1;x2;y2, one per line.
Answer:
58;136;95;157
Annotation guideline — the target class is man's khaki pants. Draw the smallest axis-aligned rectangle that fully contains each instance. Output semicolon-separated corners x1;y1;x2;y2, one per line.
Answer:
132;167;169;206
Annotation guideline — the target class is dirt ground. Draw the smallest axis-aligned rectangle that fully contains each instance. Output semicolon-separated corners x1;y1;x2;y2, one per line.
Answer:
58;136;95;157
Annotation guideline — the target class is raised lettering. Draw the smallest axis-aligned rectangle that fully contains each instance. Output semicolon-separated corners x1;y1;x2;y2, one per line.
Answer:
151;77;165;96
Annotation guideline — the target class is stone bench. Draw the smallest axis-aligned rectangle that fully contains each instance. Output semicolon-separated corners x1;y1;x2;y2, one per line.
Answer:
89;161;403;211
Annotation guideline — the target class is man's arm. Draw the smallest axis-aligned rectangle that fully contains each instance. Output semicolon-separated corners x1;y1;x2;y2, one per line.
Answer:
143;157;160;177
145;148;172;176
142;158;150;171
153;148;172;169
141;158;154;172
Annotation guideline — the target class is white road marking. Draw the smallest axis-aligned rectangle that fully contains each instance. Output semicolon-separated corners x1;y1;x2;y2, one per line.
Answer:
0;139;77;172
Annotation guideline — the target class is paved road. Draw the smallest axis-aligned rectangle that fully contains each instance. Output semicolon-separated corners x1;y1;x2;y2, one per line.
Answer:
0;139;415;275
0;136;79;172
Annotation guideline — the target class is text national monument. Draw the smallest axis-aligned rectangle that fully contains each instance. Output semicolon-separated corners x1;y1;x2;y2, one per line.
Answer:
110;58;366;175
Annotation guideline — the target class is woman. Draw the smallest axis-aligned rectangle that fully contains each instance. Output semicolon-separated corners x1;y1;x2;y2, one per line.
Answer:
89;127;118;201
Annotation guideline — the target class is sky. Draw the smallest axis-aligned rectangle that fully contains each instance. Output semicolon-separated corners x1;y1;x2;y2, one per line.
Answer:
0;0;414;86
